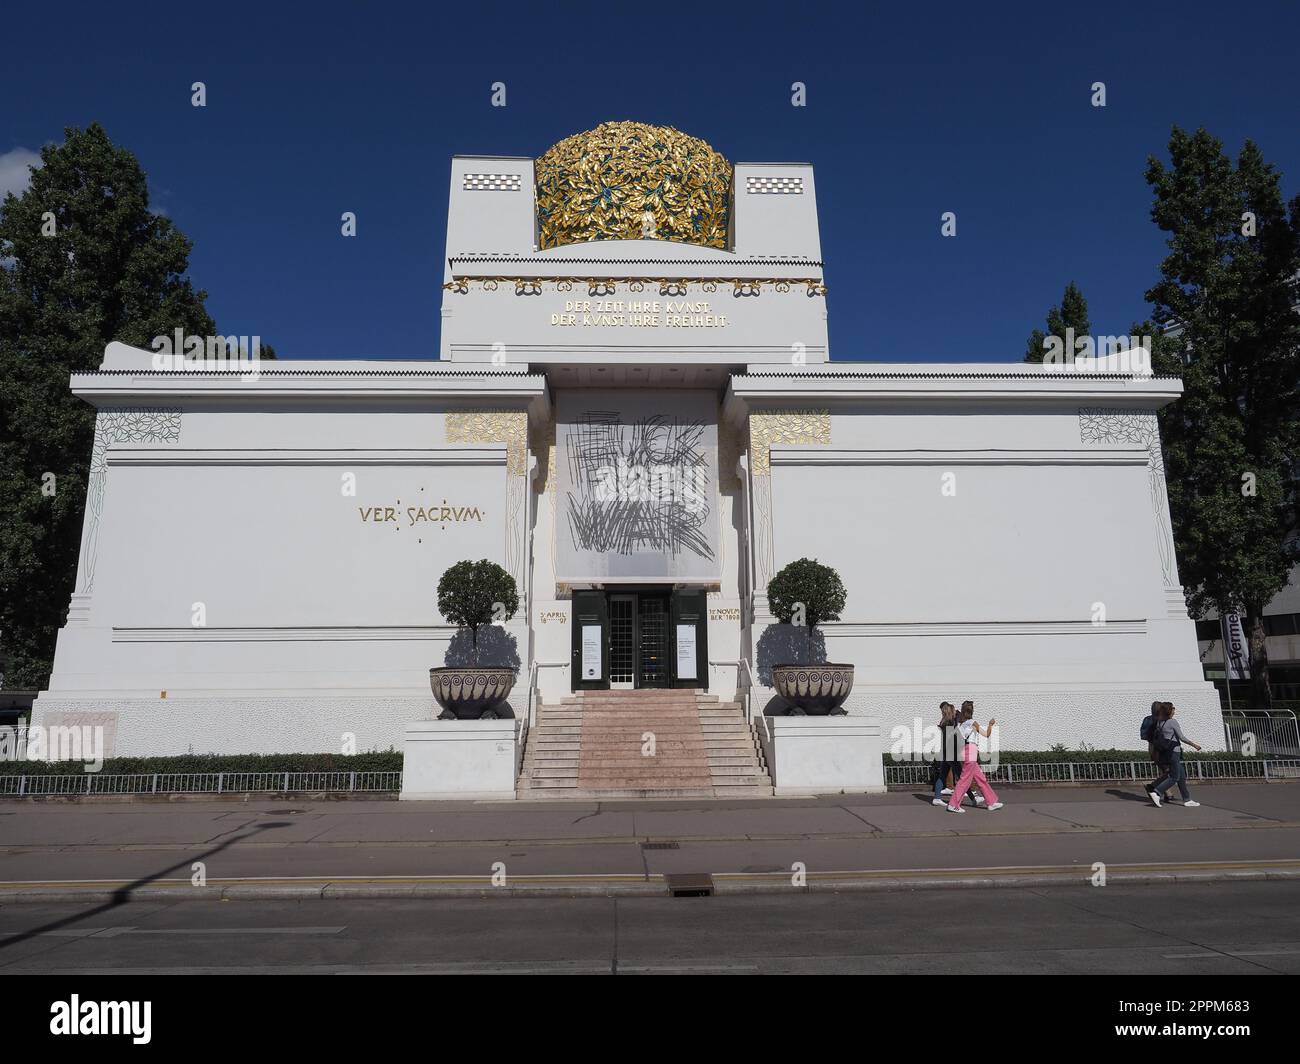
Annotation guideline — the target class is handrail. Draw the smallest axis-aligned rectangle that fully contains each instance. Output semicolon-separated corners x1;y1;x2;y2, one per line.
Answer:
709;658;759;723
525;661;539;728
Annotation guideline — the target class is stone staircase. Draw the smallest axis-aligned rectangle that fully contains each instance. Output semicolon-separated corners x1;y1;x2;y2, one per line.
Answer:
516;689;773;799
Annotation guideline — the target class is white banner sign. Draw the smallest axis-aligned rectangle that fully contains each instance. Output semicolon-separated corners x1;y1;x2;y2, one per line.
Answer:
675;624;697;680
581;625;603;681
1221;613;1250;680
556;390;720;583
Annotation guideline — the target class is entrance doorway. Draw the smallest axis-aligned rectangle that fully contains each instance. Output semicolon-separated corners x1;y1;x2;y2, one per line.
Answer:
572;588;707;692
608;592;670;689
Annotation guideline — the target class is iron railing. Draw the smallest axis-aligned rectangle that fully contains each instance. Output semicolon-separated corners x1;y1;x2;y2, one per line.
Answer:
885;758;1300;786
1222;710;1300;757
0;770;402;797
2;761;1298;797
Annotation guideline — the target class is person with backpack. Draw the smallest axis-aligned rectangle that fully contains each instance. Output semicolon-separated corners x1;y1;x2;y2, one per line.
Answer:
1149;702;1203;808
946;702;1003;813
1141;700;1166;796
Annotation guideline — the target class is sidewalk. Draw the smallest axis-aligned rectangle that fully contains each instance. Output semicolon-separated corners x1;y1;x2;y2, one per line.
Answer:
2;783;1298;899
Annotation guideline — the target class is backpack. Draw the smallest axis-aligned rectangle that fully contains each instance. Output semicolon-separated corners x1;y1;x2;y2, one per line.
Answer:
1151;719;1177;755
1140;715;1156;742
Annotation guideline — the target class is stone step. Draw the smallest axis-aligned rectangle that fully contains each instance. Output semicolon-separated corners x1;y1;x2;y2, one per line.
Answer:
522;749;759;764
518;787;717;800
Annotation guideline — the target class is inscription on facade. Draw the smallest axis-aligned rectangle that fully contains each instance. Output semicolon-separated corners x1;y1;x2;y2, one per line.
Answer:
551;300;728;329
358;503;485;528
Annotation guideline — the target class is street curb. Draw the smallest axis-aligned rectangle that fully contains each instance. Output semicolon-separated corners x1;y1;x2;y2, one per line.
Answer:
2;865;1297;902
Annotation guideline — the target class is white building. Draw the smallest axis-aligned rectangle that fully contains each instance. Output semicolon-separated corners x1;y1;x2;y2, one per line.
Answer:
33;121;1223;769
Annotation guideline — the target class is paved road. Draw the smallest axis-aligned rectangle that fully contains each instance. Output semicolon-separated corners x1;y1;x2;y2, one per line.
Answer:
1;784;1297;890
1;882;1297;974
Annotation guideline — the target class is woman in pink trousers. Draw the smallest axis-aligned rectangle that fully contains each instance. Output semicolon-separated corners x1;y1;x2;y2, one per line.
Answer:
947;702;1004;813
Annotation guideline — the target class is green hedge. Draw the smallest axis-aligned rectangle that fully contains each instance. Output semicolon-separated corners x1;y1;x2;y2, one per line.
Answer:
0;751;402;776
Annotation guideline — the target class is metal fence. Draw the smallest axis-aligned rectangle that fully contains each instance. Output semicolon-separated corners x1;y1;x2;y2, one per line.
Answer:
2;761;1299;797
0;771;403;797
1222;710;1300;758
885;758;1300;786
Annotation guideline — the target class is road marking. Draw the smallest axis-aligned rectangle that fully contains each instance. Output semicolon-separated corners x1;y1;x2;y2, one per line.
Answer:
0;926;347;939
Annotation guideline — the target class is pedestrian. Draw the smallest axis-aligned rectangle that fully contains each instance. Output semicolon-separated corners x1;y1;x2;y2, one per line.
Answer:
1141;700;1165;796
1150;703;1203;808
947;702;1004;813
931;702;968;806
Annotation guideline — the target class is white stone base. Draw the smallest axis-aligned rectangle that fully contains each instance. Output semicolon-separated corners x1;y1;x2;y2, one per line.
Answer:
760;715;886;795
28;694;526;757
399;719;519;800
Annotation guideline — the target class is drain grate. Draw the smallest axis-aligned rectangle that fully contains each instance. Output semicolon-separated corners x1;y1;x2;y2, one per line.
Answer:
664;873;714;897
641;841;680;850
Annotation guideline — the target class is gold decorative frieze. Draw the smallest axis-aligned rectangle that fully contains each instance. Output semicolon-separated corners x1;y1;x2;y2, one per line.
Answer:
445;410;529;476
749;410;831;475
443;277;827;297
529;419;557;495
536;121;731;250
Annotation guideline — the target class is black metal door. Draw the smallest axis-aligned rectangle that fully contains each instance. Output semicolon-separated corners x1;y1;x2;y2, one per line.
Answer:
671;589;708;690
571;590;608;690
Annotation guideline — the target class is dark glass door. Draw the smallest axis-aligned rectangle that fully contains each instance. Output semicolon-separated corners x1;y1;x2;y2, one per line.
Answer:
637;595;669;688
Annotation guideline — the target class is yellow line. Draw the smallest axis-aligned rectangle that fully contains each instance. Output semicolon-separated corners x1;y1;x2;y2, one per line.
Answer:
3;859;1299;892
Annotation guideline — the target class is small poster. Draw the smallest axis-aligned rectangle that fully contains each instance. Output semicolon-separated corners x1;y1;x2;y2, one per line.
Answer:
581;625;603;680
675;624;697;680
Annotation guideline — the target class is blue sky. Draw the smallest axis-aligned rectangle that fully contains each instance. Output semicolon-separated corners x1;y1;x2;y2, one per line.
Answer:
3;0;1298;362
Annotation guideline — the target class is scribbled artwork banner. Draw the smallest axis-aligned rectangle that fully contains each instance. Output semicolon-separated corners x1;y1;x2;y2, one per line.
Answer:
556;390;721;582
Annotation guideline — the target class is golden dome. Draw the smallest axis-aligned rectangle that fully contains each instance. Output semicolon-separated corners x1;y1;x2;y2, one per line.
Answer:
536;121;731;250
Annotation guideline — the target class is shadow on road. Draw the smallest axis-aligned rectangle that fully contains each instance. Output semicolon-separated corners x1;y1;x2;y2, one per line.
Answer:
0;819;291;952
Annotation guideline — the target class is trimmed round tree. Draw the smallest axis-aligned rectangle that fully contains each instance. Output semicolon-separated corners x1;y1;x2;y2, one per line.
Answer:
436;559;519;666
766;558;846;663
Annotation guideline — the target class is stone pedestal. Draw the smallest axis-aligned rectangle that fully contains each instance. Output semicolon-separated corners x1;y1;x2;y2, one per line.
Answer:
762;715;885;795
400;719;519;800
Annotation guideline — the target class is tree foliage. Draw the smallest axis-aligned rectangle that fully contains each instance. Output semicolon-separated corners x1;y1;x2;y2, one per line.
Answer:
1144;127;1300;707
1024;281;1092;362
436;559;519;665
0;123;267;688
767;558;846;634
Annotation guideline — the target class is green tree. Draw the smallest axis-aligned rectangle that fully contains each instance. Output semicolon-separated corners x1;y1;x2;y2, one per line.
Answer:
1144;127;1300;708
1024;281;1092;362
0;123;271;689
766;557;846;662
436;560;519;666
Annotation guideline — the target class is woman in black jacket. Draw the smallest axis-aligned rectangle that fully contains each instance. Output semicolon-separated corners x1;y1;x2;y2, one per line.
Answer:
931;702;968;806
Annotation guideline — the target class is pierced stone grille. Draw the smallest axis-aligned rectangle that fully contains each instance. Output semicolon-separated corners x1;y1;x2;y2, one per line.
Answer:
463;173;523;191
746;176;803;194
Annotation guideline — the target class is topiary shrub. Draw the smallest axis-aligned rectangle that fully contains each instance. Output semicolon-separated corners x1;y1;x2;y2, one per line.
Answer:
766;557;847;663
436;559;519;666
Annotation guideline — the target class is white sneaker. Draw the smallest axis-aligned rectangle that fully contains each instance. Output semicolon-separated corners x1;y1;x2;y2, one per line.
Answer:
1183;800;1200;808
946;804;965;814
932;798;947;806
987;802;1004;811
941;788;953;796
1150;791;1162;807
974;794;985;803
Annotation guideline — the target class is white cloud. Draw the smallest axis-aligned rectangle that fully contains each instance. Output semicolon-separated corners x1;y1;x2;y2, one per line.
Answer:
0;147;42;199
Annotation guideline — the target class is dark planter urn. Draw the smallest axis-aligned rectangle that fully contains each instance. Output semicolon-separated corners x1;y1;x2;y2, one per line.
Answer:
429;666;516;720
771;663;855;716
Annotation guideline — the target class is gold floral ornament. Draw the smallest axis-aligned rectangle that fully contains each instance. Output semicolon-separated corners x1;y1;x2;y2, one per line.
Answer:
536;121;731;250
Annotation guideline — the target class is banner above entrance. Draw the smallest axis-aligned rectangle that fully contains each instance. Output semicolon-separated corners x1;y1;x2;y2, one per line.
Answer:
556;390;721;584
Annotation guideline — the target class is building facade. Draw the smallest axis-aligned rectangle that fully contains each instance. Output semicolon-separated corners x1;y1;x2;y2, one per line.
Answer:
33;122;1224;758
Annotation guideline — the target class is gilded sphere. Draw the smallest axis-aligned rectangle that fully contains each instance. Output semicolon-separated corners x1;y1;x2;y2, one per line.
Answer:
536;121;731;250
